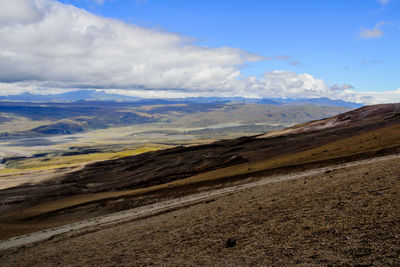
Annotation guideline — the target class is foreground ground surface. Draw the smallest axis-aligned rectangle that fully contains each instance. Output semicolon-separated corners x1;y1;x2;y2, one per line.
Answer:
1;153;399;266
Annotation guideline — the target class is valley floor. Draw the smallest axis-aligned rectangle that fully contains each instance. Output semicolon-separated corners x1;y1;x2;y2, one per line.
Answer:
1;153;400;265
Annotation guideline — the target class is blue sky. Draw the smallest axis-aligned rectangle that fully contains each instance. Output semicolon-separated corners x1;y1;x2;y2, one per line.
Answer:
0;0;399;103
59;0;400;93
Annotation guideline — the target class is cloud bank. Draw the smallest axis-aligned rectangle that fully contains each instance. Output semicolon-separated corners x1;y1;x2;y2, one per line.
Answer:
0;0;264;91
0;0;396;104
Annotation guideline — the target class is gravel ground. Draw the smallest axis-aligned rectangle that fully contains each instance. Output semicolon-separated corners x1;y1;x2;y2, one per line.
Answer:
1;155;400;266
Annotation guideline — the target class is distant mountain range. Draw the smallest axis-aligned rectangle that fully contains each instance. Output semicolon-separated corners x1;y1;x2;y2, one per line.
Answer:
0;90;362;108
0;91;140;102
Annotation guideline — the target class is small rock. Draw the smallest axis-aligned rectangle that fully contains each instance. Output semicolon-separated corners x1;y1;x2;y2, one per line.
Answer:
226;238;236;248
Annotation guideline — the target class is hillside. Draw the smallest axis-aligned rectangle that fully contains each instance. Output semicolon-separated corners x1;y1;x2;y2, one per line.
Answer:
0;100;350;164
1;153;399;265
0;100;352;139
0;103;399;241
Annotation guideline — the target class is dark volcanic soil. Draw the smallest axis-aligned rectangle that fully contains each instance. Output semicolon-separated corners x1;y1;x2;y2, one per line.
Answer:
1;154;400;266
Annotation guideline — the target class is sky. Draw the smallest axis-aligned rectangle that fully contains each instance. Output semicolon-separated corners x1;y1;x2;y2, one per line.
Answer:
0;0;399;104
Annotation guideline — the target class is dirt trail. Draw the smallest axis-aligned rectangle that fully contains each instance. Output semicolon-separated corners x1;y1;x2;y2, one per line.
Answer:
1;153;400;251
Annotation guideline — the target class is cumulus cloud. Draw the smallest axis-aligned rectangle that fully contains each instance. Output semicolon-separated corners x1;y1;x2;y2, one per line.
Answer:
0;0;266;92
224;71;360;101
241;72;399;104
259;71;329;98
0;0;392;104
0;0;43;25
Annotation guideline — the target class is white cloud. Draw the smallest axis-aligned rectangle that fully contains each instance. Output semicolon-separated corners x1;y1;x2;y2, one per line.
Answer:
258;71;330;98
0;0;264;92
360;21;393;39
0;0;44;25
358;88;400;104
360;27;383;38
238;71;399;104
0;0;393;104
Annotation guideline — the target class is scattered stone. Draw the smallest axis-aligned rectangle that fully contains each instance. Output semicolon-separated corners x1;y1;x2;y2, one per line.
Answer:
225;238;236;248
205;199;215;204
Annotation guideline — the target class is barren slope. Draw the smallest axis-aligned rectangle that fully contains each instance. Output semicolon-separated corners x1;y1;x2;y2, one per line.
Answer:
1;152;399;266
0;103;400;240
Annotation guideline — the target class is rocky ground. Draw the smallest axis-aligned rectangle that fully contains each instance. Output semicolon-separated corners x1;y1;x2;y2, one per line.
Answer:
1;153;399;266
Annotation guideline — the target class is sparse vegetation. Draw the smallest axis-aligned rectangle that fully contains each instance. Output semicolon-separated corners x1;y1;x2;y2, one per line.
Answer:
2;105;400;236
0;145;170;174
